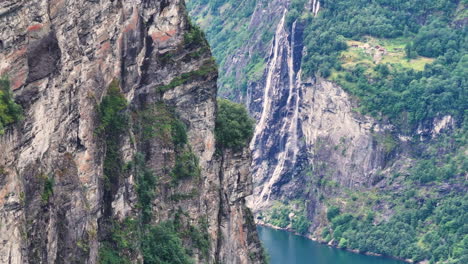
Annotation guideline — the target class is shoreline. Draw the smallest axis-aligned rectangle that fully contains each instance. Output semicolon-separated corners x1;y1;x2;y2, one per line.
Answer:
256;222;424;264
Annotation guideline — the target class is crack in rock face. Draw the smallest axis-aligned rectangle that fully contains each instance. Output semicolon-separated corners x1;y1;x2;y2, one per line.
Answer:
26;31;61;83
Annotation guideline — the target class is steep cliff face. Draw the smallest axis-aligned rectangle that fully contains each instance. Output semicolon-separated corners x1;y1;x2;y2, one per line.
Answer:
189;0;390;222
244;5;389;221
0;0;264;263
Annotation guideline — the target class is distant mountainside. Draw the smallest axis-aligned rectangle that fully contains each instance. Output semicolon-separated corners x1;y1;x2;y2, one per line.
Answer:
188;0;467;263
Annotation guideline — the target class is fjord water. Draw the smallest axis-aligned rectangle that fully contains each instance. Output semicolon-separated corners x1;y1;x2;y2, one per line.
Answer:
258;226;405;264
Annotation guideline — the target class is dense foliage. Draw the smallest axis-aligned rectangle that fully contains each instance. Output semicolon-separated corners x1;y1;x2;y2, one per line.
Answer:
0;77;22;134
316;127;467;263
295;0;467;129
265;201;311;235
292;3;468;258
215;98;254;151
326;191;468;263
98;80;129;195
131;153;158;224
142;222;193;264
99;219;139;264
172;150;201;181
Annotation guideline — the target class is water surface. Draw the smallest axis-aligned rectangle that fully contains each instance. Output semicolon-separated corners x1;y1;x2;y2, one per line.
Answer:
257;226;406;264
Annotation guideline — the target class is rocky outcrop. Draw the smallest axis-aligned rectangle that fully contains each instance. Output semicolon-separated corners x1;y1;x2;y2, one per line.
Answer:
0;0;264;263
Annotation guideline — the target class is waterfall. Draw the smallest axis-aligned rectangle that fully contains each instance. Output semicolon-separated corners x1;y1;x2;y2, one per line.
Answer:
250;11;287;149
253;16;303;209
312;0;321;16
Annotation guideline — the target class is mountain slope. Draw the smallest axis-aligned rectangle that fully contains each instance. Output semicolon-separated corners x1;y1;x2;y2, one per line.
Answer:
188;0;468;263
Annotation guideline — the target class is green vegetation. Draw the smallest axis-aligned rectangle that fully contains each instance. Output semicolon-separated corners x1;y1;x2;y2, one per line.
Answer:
172;150;201;181
97;86;208;262
296;0;467;129
41;175;54;203
135;101;200;183
215;98;254;151
326;190;467;263
157;64;217;93
98;80;136;263
291;214;310;235
266;201;311;235
184;19;208;48
131;153;158;224
187;0;273;97
99;218;199;264
245;53;266;82
179;218;210;259
142;222;194;264
135;102;187;147
0;77;22;134
189;1;466;263
314;128;468;263
98;80;128;195
409;129;467;184
268;203;290;229
99;218;139;264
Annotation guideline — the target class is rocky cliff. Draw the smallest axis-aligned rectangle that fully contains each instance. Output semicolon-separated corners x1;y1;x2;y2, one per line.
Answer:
0;0;265;263
190;0;392;230
242;3;390;226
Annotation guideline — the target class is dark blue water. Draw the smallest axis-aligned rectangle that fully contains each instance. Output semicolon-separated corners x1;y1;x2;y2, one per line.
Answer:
257;226;406;264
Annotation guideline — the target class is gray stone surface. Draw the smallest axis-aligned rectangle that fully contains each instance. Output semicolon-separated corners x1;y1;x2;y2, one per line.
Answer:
0;0;264;263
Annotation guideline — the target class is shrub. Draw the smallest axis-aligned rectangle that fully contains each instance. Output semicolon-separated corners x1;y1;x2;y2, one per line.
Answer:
215;98;254;151
172;150;201;181
136;103;188;148
186;221;210;259
98;80;128;194
132;153;157;223
41;176;54;202
184;20;207;47
327;206;340;221
157;64;217;93
292;214;311;234
98;80;128;134
142;222;193;264
0;77;22;134
99;218;138;264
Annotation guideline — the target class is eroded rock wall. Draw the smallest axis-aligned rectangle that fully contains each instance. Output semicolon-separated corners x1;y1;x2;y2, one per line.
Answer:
0;0;264;263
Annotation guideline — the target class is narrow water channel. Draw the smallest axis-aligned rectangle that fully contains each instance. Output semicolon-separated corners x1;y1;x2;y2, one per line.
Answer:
257;226;406;264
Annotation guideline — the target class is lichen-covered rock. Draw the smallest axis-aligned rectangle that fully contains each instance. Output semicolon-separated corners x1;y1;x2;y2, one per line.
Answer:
0;0;264;263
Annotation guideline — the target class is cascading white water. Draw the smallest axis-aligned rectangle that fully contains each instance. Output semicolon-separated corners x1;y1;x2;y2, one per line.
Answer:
250;11;287;150
252;16;303;210
312;0;321;16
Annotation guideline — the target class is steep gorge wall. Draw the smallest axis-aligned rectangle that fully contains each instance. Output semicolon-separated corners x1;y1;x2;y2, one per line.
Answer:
245;3;389;223
188;0;390;231
0;0;264;263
